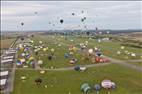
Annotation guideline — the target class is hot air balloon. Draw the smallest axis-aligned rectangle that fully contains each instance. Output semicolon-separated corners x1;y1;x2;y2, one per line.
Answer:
94;84;101;94
81;18;84;22
60;19;64;24
96;27;98;31
84;17;86;20
81;10;84;13
21;22;24;26
35;12;38;14
72;13;75;16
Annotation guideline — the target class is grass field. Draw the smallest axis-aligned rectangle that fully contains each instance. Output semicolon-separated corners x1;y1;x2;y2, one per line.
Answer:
0;38;16;50
12;35;142;94
29;35;142;68
12;64;142;94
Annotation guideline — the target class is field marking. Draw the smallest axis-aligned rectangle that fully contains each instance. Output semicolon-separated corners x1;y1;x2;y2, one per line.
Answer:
1;63;111;71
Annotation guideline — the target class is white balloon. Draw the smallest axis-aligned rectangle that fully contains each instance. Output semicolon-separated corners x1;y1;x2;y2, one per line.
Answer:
39;41;43;44
117;51;121;55
131;53;136;57
121;46;125;49
88;49;93;54
38;60;43;65
101;80;112;89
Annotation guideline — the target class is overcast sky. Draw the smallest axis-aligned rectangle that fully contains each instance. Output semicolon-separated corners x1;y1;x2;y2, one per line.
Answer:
1;1;142;31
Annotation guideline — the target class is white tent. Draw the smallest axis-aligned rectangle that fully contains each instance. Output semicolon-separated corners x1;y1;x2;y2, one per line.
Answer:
0;79;7;86
1;59;13;64
3;56;14;59
5;50;16;54
0;71;9;77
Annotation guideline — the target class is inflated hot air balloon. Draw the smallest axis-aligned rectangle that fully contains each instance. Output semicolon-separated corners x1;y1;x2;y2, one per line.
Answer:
88;49;93;54
60;19;64;24
34;12;38;14
81;10;84;13
96;27;98;31
84;17;86;20
101;79;116;94
81;83;91;93
43;48;47;52
81;18;84;22
72;13;75;16
94;84;101;94
21;22;24;26
51;48;55;52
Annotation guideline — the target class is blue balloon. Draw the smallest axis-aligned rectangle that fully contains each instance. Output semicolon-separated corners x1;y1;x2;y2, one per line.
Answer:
94;84;101;91
64;53;69;58
74;66;80;71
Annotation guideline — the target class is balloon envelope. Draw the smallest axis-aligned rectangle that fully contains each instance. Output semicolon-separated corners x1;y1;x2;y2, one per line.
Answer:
21;22;24;26
94;84;101;91
101;80;112;89
60;19;64;24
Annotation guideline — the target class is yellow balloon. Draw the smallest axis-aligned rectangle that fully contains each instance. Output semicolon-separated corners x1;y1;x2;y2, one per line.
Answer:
29;57;34;60
73;47;77;52
51;48;55;52
43;48;47;52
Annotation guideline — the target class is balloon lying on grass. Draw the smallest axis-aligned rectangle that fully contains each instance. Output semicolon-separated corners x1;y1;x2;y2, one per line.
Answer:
39;41;43;44
121;46;125;50
21;76;26;80
51;48;55;52
40;70;45;74
88;49;93;54
43;48;47;52
101;79;116;94
35;78;42;85
117;51;121;55
81;83;91;94
38;60;43;65
131;53;136;57
94;84;101;94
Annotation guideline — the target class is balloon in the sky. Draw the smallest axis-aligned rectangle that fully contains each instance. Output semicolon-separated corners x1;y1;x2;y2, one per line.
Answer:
49;22;51;24
96;27;98;31
21;22;24;26
81;18;84;22
83;17;86;20
34;12;38;14
81;10;84;13
72;13;75;16
60;19;64;24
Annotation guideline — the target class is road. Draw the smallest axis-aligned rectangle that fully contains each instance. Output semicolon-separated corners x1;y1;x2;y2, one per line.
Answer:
103;55;142;72
1;62;111;71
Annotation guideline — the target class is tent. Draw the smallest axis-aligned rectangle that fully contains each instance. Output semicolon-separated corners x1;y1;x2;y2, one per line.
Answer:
0;79;7;90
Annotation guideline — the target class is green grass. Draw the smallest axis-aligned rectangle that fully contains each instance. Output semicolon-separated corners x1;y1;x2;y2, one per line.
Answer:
127;62;142;67
12;64;142;94
0;38;16;50
28;35;142;68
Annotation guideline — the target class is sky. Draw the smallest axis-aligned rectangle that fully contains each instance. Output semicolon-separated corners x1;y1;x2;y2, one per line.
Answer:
1;1;142;31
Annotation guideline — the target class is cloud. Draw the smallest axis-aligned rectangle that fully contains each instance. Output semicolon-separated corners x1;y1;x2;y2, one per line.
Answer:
1;1;142;31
